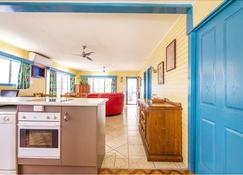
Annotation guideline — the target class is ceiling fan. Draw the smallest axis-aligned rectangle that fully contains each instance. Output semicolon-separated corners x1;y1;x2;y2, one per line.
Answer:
73;45;94;61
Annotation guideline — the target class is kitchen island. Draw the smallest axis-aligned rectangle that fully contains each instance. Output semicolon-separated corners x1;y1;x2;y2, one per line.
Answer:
0;97;108;174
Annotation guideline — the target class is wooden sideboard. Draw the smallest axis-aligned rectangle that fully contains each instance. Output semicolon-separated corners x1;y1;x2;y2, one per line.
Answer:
75;84;90;97
138;99;182;162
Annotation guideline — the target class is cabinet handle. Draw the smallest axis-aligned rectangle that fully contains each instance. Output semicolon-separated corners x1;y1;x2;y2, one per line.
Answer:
64;112;70;122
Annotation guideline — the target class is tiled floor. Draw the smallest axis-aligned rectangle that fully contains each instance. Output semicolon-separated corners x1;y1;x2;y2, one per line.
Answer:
101;105;187;170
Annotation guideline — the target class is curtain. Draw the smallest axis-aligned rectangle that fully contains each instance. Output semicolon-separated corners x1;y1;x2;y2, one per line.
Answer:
17;62;31;89
49;69;57;95
111;76;117;93
70;75;75;92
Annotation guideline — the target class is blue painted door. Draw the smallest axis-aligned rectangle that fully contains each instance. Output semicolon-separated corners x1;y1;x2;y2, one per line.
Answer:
196;1;243;174
147;67;152;99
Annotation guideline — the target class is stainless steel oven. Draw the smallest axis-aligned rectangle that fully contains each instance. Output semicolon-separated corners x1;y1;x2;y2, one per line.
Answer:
18;112;60;159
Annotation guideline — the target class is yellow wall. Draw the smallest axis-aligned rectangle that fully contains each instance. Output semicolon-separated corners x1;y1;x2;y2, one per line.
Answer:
78;71;139;93
0;41;29;59
139;15;188;166
0;40;79;96
193;0;224;27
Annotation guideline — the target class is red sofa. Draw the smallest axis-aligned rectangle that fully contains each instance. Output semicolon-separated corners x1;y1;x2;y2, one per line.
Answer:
87;93;124;116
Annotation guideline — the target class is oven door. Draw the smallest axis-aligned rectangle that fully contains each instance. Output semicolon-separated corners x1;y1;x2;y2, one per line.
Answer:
18;122;60;159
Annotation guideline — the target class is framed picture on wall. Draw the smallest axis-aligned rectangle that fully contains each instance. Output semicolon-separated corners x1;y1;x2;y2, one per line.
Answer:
158;61;164;84
166;39;176;72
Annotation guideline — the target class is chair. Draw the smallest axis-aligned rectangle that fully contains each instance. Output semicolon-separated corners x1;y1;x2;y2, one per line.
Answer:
87;93;124;116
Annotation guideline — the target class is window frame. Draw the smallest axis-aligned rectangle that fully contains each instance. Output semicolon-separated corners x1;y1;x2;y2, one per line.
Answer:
56;71;71;96
0;52;27;86
46;68;73;96
83;75;117;93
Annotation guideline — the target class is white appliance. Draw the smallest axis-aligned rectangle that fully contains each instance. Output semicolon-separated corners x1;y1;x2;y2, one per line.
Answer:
29;52;53;67
18;112;60;159
0;106;17;175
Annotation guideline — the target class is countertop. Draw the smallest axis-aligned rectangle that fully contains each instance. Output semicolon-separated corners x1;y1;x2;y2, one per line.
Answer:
0;97;108;107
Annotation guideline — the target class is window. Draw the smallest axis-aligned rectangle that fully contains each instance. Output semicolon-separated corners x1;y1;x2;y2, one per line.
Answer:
88;77;112;93
56;72;70;96
46;69;71;96
0;57;20;85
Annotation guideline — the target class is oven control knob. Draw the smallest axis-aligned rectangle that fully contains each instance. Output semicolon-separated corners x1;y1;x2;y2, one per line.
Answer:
46;116;50;120
54;116;57;120
22;116;26;119
3;116;10;121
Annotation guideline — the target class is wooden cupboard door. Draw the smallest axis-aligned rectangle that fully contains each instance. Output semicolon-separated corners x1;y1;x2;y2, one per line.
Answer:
61;106;97;166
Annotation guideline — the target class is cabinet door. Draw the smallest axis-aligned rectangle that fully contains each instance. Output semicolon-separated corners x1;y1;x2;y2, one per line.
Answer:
61;106;97;166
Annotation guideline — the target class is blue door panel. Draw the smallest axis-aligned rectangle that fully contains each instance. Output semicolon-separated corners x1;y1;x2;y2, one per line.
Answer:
196;0;243;173
224;7;243;110
200;27;216;105
200;119;216;172
225;128;243;173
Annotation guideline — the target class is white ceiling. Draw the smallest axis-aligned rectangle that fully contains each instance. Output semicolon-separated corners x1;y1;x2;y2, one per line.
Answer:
0;12;183;71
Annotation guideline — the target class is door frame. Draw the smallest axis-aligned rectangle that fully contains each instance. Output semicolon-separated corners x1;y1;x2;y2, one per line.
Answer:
126;77;138;105
188;0;235;172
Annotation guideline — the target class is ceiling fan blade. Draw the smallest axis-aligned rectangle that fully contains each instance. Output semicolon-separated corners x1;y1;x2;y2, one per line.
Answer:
84;52;94;56
73;54;83;56
86;56;93;61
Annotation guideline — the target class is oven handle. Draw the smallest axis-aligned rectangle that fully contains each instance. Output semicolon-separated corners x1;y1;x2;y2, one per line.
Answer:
18;122;60;128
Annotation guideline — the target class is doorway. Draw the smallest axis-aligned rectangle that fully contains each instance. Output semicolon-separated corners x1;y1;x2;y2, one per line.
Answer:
126;77;138;105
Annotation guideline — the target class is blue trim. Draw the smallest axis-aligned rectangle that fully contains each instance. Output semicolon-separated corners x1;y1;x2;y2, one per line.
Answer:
0;51;33;64
147;67;152;100
47;67;75;76
0;2;191;14
191;0;234;33
186;8;193;34
143;71;147;99
0;83;16;86
188;31;196;171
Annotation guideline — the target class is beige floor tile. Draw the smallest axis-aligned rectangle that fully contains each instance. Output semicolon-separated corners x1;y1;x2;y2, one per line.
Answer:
153;161;178;169
128;144;146;157
114;144;129;158
102;105;186;170
106;138;127;149
128;136;143;145
128;157;155;169
107;149;127;159
105;145;113;153
114;158;129;169
128;125;139;131
128;130;140;137
101;153;115;168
